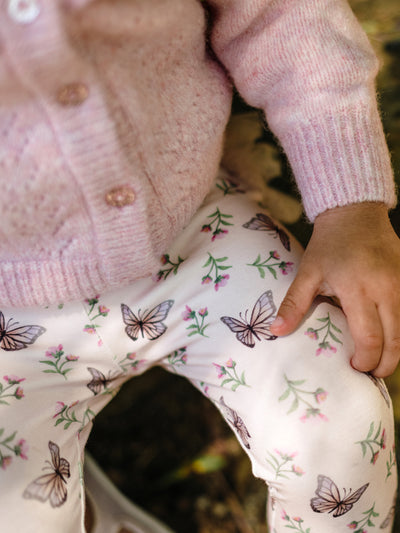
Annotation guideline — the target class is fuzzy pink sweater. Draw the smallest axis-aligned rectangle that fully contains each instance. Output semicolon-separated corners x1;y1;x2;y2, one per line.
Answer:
0;0;396;307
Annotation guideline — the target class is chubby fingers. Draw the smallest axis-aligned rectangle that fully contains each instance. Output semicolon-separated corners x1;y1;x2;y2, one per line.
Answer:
270;267;320;336
345;297;400;378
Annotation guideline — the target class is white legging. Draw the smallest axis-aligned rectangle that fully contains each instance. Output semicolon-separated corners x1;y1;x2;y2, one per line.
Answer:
0;173;396;532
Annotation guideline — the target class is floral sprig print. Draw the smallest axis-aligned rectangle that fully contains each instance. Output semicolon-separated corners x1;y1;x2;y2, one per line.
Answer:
201;207;233;241
281;511;311;532
347;503;379;532
305;313;343;356
39;345;79;380
0;375;25;405
279;374;328;422
53;401;95;433
153;254;185;282
266;450;305;480
356;421;386;464
213;359;249;391
182;306;209;337
0;428;28;470
83;296;110;335
117;352;146;374
167;347;188;372
248;251;294;279
201;253;232;291
216;177;245;196
386;444;396;480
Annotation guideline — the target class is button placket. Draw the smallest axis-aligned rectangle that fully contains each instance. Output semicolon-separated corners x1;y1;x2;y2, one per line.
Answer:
8;0;40;24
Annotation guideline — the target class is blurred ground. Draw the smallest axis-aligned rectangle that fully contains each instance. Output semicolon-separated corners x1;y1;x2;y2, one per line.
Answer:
87;1;400;532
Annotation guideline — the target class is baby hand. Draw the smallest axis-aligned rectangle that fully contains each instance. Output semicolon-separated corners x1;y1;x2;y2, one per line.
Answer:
270;202;400;377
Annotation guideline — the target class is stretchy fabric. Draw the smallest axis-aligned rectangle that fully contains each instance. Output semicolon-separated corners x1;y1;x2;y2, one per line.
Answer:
0;175;396;532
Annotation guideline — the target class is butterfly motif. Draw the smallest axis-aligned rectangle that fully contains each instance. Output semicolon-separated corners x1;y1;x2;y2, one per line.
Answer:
243;213;291;251
86;367;117;395
310;475;369;517
219;396;251;449
220;291;277;348
0;311;46;351
23;441;70;508
121;300;174;341
366;373;391;408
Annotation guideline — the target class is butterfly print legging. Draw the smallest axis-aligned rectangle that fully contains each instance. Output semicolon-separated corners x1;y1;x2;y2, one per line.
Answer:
0;171;397;533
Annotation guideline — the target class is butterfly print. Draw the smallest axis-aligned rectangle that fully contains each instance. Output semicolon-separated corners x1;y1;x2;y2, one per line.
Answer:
0;311;46;351
310;475;369;517
242;213;291;251
367;373;391;408
23;441;70;508
86;367;117;395
220;291;277;348
219;396;251;449
121;300;174;341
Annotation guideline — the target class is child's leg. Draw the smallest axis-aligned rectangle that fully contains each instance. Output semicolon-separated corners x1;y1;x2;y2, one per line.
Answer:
138;174;396;532
0;172;396;532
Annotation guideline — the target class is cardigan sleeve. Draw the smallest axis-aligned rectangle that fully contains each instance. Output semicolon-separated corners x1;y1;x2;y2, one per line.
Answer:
207;0;396;221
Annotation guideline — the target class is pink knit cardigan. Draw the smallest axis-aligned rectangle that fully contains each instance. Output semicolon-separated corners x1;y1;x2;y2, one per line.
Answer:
0;0;396;307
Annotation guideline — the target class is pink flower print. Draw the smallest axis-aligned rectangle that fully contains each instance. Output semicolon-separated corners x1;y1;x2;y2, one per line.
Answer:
211;228;228;241
292;464;305;476
98;305;110;316
181;305;193;321
279;261;294;275
316;343;337;357
271;250;280;260
281;510;290;521
181;354;188;363
198;307;208;317
0;456;12;470
304;329;318;341
15;439;28;460
314;388;328;404
160;254;169;265
15;387;24;399
3;375;25;384
293;517;303;523
348;522;357;530
45;345;63;359
201;275;213;285
213;363;226;379
83;325;97;334
54;401;66;417
226;358;234;368
127;352;136;360
214;274;230;291
66;354;79;361
201;224;212;233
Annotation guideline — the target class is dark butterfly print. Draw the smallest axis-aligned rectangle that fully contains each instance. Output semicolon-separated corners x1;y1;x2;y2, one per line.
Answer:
219;396;251;449
220;290;277;348
367;373;391;408
121;300;174;341
23;441;70;508
242;213;291;251
310;475;369;517
0;311;46;351
86;367;117;396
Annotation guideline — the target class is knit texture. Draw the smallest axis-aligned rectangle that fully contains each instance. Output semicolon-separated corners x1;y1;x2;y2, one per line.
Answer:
0;0;396;307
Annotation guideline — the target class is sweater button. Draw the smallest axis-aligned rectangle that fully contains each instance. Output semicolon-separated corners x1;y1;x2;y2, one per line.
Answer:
105;186;135;207
57;82;89;106
8;0;40;24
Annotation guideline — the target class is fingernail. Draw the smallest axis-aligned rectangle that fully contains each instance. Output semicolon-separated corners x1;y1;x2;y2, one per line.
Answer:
271;316;285;331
